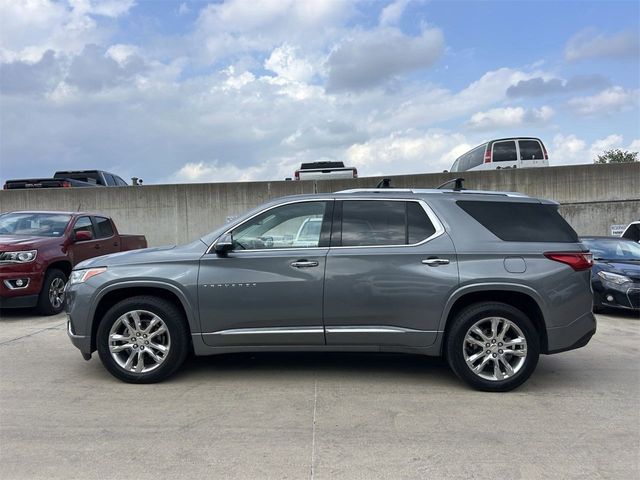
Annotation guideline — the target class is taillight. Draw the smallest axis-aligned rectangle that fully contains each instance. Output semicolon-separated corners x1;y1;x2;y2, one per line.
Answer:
541;143;549;160
544;252;593;271
62;181;72;188
294;170;300;181
352;167;358;178
484;147;491;163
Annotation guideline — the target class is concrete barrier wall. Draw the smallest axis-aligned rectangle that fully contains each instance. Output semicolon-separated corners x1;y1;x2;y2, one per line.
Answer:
1;163;638;246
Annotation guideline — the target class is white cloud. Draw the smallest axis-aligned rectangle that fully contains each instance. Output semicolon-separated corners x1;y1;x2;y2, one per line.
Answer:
326;26;444;92
264;44;315;82
565;28;640;62
379;0;409;26
178;2;190;16
467;105;554;130
567;86;638;115
344;130;469;175
551;133;638;165
0;0;136;62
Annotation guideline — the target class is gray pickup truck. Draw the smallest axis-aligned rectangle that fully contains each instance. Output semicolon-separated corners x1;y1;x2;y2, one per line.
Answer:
66;188;596;391
3;170;128;189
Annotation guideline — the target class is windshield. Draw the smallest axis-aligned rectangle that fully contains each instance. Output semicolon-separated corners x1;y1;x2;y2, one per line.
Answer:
581;238;640;261
0;213;71;237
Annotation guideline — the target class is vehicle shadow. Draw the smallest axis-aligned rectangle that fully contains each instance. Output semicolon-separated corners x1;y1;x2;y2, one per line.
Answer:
176;351;458;386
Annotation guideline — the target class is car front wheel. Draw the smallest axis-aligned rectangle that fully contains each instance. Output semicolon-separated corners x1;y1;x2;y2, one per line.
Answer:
446;302;540;392
97;296;189;383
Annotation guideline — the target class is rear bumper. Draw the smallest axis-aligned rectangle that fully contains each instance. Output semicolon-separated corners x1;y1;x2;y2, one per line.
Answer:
546;311;597;354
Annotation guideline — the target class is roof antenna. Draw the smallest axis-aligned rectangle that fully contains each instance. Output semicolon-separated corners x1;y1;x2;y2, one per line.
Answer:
437;177;465;191
376;178;392;188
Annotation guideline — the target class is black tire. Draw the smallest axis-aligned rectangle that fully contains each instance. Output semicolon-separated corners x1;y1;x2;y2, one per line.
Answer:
446;302;540;392
97;295;190;383
36;268;67;316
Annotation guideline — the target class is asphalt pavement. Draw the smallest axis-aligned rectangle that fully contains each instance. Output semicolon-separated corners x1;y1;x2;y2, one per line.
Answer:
0;308;638;479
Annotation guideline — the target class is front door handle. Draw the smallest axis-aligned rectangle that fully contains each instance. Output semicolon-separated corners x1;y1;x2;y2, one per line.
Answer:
94;244;101;249
422;258;449;266
291;260;319;268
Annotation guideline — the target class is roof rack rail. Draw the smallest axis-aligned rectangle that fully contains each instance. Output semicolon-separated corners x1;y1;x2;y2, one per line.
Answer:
437;177;465;191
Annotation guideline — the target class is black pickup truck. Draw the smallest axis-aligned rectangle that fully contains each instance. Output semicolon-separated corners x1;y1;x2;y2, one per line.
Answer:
3;170;129;190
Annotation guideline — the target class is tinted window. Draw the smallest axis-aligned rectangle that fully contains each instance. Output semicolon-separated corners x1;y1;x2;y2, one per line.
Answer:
103;174;116;186
458;154;471;172
341;201;436;246
457;201;578;242
115;176;128;186
581;238;640;261
519;140;544;160
468;146;485;169
94;217;114;238
408;202;436;243
74;216;95;239
232;201;327;249
492;141;517;162
450;159;459;172
342;201;405;246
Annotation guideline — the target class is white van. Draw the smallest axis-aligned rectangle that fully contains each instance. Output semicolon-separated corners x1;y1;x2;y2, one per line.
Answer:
450;137;549;172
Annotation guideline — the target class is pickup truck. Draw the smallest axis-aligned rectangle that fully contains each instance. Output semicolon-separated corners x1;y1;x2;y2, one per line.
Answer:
294;161;358;181
0;211;147;315
3;170;129;189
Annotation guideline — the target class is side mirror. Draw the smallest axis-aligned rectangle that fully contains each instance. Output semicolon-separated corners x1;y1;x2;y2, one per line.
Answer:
75;230;93;242
214;234;234;256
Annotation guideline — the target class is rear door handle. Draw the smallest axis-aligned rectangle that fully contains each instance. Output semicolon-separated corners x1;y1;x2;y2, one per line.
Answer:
290;260;319;268
422;258;449;266
94;244;101;249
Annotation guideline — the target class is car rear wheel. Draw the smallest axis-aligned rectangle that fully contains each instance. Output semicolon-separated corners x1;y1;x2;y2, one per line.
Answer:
446;302;540;392
36;269;67;316
97;296;189;383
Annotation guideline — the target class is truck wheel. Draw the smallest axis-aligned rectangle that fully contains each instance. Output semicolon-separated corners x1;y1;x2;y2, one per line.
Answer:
446;302;540;392
97;296;190;383
36;269;67;316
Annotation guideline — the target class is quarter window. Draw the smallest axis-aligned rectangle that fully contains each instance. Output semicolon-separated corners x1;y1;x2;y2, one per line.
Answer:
341;201;437;246
492;141;517;162
231;201;328;250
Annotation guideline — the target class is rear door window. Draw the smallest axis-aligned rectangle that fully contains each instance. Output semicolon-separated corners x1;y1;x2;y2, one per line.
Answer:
93;216;115;238
340;201;437;246
519;140;544;160
492;141;518;162
457;201;578;242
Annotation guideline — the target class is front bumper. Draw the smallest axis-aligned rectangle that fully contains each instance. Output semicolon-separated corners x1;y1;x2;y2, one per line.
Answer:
65;281;97;356
67;319;92;358
0;263;44;307
594;281;640;311
546;311;597;354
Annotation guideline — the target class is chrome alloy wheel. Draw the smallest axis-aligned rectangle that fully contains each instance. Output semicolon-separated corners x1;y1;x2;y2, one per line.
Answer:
463;317;528;381
108;310;171;374
49;277;66;309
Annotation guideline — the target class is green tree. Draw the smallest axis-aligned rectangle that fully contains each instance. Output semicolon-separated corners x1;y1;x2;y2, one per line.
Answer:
594;148;638;164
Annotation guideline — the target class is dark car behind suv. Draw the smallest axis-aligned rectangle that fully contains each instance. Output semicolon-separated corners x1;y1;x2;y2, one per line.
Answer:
66;188;596;391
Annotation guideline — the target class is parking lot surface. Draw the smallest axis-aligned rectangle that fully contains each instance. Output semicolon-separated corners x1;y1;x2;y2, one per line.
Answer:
0;309;638;480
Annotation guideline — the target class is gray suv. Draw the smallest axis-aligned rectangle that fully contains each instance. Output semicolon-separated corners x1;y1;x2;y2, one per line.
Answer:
66;189;596;391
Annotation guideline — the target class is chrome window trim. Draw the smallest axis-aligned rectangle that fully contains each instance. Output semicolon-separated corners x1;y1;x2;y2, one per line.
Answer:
335;198;445;249
206;198;334;255
206;197;446;254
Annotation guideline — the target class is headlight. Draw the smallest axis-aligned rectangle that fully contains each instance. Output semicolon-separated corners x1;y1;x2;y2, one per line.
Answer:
69;267;107;284
597;271;631;285
0;250;37;263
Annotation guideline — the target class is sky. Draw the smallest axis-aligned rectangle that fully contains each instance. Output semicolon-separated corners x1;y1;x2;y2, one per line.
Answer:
0;0;638;185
